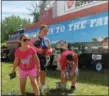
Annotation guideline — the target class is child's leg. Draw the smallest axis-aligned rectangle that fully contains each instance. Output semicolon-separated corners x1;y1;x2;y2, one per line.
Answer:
29;76;40;95
71;68;78;86
28;68;40;95
71;73;77;86
61;71;67;84
20;77;27;96
19;68;28;96
40;71;46;86
36;75;40;85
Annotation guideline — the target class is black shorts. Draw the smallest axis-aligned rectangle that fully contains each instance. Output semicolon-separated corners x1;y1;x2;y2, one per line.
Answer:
37;53;46;71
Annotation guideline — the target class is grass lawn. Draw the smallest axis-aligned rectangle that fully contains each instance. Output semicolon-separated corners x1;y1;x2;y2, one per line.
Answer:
2;62;108;96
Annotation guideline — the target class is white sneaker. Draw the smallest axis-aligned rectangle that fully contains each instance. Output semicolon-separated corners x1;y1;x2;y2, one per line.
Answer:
41;85;48;95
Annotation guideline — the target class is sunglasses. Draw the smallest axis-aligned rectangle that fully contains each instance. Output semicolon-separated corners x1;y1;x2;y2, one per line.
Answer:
23;39;30;42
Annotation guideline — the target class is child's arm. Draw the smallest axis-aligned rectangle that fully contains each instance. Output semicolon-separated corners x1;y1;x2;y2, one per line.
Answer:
11;57;19;73
70;54;78;76
72;54;78;72
33;53;40;72
47;39;51;49
59;53;66;72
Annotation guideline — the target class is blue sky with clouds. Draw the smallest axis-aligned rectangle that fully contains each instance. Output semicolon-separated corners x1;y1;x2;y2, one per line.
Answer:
2;1;40;22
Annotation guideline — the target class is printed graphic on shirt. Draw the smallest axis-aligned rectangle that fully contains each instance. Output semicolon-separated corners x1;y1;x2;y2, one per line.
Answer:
44;39;48;46
41;39;48;49
21;55;32;65
34;37;48;48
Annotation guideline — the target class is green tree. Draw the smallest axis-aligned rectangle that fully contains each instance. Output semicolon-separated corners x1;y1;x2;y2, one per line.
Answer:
1;15;31;43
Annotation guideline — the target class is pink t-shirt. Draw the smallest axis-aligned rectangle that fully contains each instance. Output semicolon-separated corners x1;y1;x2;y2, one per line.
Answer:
59;50;78;71
15;46;36;71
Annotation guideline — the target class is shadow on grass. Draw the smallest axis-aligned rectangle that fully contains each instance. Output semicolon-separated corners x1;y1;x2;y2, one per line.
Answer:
26;92;34;96
46;88;74;96
47;69;108;86
22;89;74;96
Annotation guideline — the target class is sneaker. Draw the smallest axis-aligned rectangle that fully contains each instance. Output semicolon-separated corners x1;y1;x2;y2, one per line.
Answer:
41;85;49;95
56;82;66;89
70;86;76;91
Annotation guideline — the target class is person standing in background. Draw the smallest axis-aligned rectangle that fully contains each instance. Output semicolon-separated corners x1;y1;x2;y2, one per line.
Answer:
34;24;51;92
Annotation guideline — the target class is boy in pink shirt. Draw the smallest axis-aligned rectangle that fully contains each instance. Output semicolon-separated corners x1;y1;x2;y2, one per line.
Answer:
59;47;78;91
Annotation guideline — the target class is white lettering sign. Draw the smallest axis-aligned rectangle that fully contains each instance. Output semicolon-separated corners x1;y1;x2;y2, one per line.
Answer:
49;28;54;34
60;26;65;32
73;22;80;30
90;16;108;27
48;15;108;35
68;24;74;32
104;16;108;25
80;20;87;29
56;26;60;33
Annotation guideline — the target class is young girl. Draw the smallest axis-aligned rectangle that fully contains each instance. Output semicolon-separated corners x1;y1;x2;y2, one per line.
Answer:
10;34;40;96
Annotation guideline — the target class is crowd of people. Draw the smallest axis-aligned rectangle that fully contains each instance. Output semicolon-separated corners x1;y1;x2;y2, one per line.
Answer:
10;24;79;96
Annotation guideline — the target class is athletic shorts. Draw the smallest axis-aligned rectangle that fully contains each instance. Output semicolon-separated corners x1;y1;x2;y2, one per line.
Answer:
64;67;79;78
19;68;37;79
37;53;46;71
74;67;79;76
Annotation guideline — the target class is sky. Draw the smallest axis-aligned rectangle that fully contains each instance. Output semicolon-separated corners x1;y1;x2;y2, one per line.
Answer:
2;1;40;22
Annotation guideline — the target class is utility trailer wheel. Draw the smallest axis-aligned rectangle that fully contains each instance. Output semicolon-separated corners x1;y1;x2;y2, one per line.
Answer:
94;62;103;72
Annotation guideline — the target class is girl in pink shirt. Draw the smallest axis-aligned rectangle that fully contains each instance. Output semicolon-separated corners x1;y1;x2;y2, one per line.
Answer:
10;34;40;96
